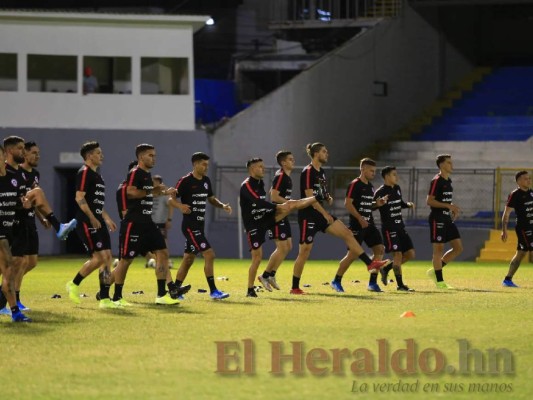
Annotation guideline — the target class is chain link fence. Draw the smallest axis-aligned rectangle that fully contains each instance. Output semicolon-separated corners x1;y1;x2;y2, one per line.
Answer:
214;165;506;227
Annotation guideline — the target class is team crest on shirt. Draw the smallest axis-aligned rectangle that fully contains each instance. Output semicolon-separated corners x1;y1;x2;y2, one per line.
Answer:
11;179;17;187
204;183;208;190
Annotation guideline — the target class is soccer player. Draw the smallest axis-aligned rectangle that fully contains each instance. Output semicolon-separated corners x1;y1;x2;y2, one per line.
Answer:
0;136;77;314
240;157;319;297
171;152;231;300
331;158;387;293
374;166;416;291
500;170;533;287
65;141;120;308
0;145;31;322
13;142;48;311
257;150;295;291
291;143;390;295
111;144;182;305
426;154;463;289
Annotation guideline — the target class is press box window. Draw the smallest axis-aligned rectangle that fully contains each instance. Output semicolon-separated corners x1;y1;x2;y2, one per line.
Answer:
141;57;189;95
0;53;17;92
27;54;77;93
83;56;132;94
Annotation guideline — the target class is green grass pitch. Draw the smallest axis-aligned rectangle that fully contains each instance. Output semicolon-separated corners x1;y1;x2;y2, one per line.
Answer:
1;258;532;400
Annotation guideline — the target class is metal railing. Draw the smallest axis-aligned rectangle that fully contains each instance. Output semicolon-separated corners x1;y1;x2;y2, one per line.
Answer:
269;0;402;26
213;165;522;229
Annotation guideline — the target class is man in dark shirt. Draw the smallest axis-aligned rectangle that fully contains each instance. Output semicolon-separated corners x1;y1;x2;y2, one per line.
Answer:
66;142;119;308
257;150;295;292
171;152;232;300
426;154;463;289
291;143;390;295
500;170;533;287
0;145;31;322
331;158;387;293
374;166;415;292
0;136;76;314
111;144;182;305
240;157;319;297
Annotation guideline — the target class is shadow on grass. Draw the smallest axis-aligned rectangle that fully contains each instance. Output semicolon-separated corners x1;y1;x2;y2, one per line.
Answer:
267;296;323;303
452;288;498;293
142;304;201;314
312;292;391;301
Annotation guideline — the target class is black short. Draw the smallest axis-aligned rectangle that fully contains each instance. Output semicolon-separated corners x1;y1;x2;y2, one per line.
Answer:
298;213;336;245
382;228;414;253
75;220;112;255
350;224;383;248
26;222;39;255
268;217;291;241
515;227;533;251
429;217;461;243
11;221;28;257
245;214;277;251
182;226;211;254
120;221;166;259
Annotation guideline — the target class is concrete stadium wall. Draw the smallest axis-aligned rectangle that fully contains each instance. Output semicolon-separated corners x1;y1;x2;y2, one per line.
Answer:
213;5;474;166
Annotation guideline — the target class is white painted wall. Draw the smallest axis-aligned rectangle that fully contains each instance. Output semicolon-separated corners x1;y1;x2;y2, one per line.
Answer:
0;12;207;130
213;6;474;165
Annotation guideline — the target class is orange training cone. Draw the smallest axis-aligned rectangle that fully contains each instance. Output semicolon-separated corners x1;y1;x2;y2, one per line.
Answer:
400;311;416;318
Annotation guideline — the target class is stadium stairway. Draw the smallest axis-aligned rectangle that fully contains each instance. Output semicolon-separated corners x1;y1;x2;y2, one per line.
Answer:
476;229;516;262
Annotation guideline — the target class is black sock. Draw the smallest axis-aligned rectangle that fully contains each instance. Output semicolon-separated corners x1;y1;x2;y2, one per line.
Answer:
435;269;444;282
334;274;342;283
369;273;378;284
441;261;447;268
247;287;255;294
113;284;124;301
292;276;300;290
46;213;61;232
271;270;277;277
175;279;183;288
99;283;110;300
505;275;513;281
261;271;271;279
207;276;217;292
384;264;393;274
157;279;166;297
395;274;404;287
10;305;20;314
15;291;20;302
359;253;372;265
73;273;84;286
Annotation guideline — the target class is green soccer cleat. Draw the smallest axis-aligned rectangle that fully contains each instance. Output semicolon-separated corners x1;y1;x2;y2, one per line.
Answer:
66;281;81;304
99;298;122;309
426;268;437;283
155;293;180;305
113;298;133;307
436;281;454;289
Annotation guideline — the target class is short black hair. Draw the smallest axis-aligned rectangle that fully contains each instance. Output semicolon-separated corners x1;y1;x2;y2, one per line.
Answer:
24;141;37;150
80;141;100;160
436;154;451;168
360;158;376;168
381;166;396;178
276;150;292;166
3;136;24;149
136;144;155;158
246;157;263;169
191;152;209;164
515;170;528;182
